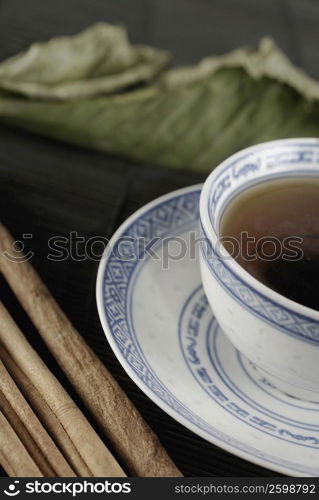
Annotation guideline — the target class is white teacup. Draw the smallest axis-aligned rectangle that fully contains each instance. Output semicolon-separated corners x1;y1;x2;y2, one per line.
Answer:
199;138;319;402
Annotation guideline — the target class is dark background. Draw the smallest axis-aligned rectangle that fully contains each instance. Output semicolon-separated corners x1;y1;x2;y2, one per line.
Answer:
0;0;317;476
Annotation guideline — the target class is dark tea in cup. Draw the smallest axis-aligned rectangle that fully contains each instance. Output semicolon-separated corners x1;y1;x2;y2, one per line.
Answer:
220;177;319;310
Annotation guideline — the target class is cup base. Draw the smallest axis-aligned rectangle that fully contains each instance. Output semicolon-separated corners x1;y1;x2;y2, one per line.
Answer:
255;365;319;404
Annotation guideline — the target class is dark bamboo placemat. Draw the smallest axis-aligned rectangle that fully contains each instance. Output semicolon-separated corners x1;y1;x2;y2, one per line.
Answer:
1;0;316;476
0;125;280;476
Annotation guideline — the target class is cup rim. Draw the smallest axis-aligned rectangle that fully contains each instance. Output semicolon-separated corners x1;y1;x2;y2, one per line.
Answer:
199;137;319;321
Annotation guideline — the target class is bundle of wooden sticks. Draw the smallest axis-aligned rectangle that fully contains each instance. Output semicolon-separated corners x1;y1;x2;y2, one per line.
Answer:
0;223;181;477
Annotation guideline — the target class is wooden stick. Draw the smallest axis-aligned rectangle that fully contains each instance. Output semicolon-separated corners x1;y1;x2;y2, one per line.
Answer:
0;410;43;477
0;302;125;477
0;345;87;477
0;356;75;477
0;223;181;477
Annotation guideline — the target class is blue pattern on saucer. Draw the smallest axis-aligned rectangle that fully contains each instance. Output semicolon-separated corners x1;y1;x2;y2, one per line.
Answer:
100;187;319;476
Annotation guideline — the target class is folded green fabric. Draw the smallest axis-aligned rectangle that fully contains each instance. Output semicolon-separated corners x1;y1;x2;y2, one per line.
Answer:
0;24;318;172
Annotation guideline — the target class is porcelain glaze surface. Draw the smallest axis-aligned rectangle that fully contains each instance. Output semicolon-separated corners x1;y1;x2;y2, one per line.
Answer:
97;185;319;476
200;139;319;401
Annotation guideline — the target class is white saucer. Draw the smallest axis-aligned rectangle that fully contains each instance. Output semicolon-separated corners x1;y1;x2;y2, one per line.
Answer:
96;185;319;476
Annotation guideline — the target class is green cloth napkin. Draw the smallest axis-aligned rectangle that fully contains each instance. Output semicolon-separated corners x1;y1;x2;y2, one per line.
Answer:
0;23;318;172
